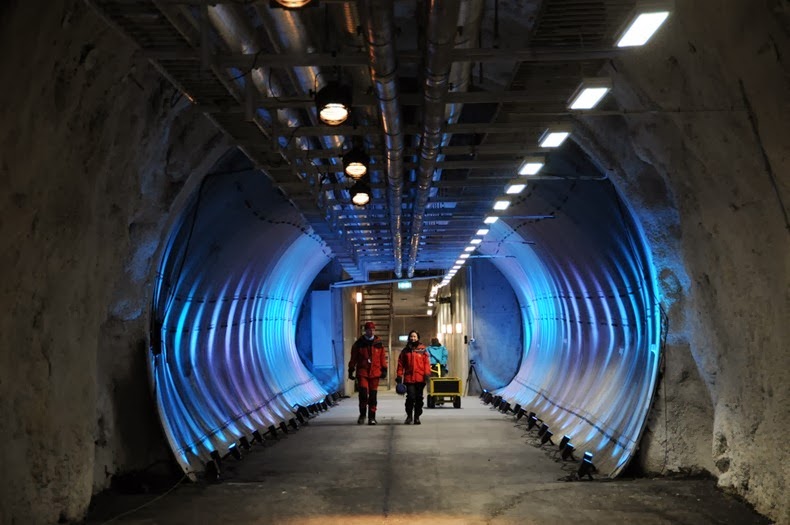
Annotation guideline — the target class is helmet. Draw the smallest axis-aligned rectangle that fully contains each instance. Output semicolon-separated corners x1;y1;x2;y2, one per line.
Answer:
395;383;407;395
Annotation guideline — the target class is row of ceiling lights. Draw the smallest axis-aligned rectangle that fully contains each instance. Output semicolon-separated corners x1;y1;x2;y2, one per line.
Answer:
277;0;671;293
311;81;375;206
426;2;672;305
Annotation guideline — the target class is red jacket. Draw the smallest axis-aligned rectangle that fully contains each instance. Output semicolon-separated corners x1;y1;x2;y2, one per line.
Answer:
349;335;388;378
397;344;431;383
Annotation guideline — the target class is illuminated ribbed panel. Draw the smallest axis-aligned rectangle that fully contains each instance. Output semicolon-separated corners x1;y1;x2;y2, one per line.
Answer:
150;170;331;476
483;183;660;478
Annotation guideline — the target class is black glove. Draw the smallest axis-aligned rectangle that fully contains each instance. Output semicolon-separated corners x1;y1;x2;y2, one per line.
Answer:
380;368;387;379
395;376;403;384
348;370;355;381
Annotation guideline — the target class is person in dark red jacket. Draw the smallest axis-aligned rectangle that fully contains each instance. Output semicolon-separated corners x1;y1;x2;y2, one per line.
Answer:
396;330;432;425
348;321;388;425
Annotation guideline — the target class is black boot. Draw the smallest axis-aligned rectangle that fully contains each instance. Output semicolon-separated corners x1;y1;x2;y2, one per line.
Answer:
368;408;377;425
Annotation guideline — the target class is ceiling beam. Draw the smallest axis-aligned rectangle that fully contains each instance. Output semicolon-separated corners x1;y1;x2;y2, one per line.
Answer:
198;90;574;110
141;47;621;67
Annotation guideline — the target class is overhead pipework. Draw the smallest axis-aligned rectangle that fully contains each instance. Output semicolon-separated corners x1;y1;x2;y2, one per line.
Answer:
406;0;463;278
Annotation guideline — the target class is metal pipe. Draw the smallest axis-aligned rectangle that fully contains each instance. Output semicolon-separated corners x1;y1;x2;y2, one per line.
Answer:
330;274;441;289
405;0;463;278
359;0;405;278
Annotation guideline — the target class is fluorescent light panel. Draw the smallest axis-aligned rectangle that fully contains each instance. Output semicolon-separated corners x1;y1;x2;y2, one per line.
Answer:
568;78;612;110
464;246;475;252
518;157;545;175
470;238;482;245
617;11;670;47
493;200;510;210
506;182;527;194
539;130;570;148
484;216;499;224
476;228;489;236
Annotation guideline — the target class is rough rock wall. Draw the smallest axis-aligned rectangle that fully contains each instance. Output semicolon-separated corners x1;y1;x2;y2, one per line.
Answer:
576;1;789;521
0;1;228;522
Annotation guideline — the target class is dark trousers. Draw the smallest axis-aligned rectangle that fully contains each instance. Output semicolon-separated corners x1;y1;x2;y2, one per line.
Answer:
358;376;380;417
405;382;426;417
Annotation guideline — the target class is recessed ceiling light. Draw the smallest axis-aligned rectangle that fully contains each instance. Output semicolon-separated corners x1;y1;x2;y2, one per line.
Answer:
506;182;527;194
484;216;499;224
493;200;510;210
470;238;482;245
617;8;670;47
476;228;489;236
538;129;570;148
518;157;545;176
568;78;612;110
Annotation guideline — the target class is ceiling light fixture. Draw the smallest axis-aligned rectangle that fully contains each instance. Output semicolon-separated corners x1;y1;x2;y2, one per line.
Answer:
616;2;671;47
476;228;489;236
342;137;369;179
518;157;545;176
349;178;371;206
505;181;527;194
315;81;352;126
272;0;315;8
538;128;571;148
470;238;482;245
568;78;612;110
464;246;475;252
459;253;470;259
484;216;499;224
493;200;510;211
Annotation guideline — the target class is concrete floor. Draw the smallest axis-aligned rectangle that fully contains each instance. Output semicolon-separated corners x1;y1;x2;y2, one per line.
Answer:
84;393;769;524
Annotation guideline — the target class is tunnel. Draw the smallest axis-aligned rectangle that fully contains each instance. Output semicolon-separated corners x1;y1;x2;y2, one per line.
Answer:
1;1;788;524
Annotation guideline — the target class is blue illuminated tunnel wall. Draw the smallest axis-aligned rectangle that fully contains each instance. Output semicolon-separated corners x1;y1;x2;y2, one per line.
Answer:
150;162;331;477
479;179;661;478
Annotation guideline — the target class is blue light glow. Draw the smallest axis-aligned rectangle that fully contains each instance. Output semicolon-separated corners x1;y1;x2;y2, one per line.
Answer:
150;170;331;477
483;181;661;478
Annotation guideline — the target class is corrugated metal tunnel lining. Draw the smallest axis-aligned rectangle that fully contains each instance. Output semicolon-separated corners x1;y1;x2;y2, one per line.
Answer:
479;175;660;478
151;158;333;477
151;147;659;480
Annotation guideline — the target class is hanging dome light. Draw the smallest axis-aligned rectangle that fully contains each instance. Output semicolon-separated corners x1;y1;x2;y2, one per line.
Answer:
273;0;314;8
349;179;371;206
342;142;369;179
315;82;352;126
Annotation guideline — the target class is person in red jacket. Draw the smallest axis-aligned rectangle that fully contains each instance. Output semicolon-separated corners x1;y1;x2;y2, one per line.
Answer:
396;330;432;425
348;321;388;425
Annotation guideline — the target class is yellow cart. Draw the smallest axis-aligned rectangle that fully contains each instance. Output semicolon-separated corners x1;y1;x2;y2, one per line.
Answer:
426;364;462;409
